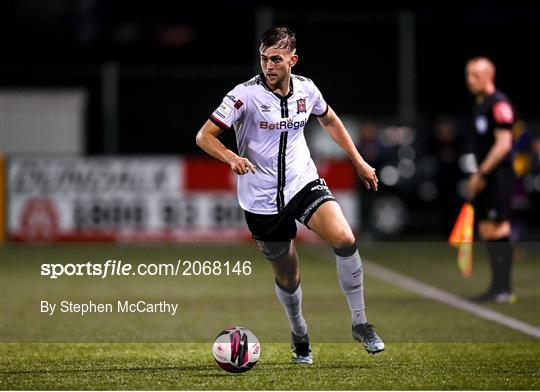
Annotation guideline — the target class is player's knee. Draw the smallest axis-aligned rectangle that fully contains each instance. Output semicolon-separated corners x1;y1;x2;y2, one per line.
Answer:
331;228;356;249
255;240;291;261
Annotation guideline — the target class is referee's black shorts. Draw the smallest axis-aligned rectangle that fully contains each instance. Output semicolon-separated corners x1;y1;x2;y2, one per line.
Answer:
473;166;515;222
244;178;336;242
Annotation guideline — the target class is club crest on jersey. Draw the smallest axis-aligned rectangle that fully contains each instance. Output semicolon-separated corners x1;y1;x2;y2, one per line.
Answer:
296;98;306;114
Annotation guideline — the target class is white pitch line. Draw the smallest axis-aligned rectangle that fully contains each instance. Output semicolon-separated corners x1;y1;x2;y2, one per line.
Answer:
365;261;540;339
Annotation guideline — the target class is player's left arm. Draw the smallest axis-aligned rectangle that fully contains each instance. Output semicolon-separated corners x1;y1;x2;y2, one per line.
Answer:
477;129;513;176
466;129;512;200
466;100;514;200
318;106;378;191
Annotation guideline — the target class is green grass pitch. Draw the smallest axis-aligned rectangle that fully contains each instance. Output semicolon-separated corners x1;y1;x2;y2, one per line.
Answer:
1;243;539;389
2;343;539;390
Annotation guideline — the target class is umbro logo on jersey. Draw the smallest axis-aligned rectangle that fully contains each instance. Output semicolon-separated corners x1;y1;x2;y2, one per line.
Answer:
260;104;271;112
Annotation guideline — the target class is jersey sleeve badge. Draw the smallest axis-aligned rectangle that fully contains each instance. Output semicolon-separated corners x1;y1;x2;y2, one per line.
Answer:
214;102;233;119
493;101;514;124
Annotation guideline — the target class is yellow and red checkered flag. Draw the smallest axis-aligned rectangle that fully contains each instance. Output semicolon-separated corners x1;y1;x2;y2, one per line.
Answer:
449;203;475;278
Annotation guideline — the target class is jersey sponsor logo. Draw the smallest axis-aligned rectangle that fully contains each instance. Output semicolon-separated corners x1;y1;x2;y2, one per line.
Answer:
475;115;488;134
260;104;271;112
296;98;306;114
260;119;306;131
214;102;233;119
493;101;514;124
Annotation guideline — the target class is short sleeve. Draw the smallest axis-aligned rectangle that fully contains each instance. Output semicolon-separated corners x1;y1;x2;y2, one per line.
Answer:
492;101;514;130
210;85;246;129
311;83;329;117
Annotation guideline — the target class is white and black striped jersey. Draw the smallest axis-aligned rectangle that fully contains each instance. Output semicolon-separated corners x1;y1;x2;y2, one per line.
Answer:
209;74;328;215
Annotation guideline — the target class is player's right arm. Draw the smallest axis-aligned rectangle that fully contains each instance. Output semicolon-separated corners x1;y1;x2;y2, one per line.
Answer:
195;120;256;175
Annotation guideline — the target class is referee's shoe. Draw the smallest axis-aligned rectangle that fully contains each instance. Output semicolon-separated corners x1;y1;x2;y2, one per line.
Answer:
352;323;385;354
472;290;517;304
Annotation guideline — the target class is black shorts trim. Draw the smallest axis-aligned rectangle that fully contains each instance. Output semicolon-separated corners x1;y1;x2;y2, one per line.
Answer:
299;194;335;227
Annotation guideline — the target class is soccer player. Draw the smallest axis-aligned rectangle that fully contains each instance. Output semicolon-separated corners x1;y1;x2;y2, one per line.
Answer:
196;26;384;363
465;57;516;304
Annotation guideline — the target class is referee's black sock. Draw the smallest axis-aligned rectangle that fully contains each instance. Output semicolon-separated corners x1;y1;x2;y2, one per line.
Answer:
486;237;513;293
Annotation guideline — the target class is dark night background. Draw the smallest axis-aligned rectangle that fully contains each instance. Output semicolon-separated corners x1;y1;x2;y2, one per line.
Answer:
1;2;539;239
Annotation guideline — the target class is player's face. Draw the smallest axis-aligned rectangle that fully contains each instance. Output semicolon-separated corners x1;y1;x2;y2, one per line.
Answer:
260;47;297;89
466;62;487;95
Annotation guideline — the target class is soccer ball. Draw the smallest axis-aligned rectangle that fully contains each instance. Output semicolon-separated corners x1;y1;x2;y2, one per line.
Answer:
212;326;260;373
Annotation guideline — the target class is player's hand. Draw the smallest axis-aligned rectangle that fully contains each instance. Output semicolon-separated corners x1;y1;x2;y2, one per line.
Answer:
356;162;378;191
229;156;256;175
466;172;486;201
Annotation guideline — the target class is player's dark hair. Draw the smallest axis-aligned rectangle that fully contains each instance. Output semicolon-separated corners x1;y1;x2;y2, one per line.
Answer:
260;26;296;53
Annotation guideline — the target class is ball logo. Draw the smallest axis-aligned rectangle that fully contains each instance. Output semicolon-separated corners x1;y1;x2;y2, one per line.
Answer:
229;329;249;367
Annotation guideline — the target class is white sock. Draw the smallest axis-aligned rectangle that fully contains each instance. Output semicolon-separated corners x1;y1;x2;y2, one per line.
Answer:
335;245;368;326
274;281;308;337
